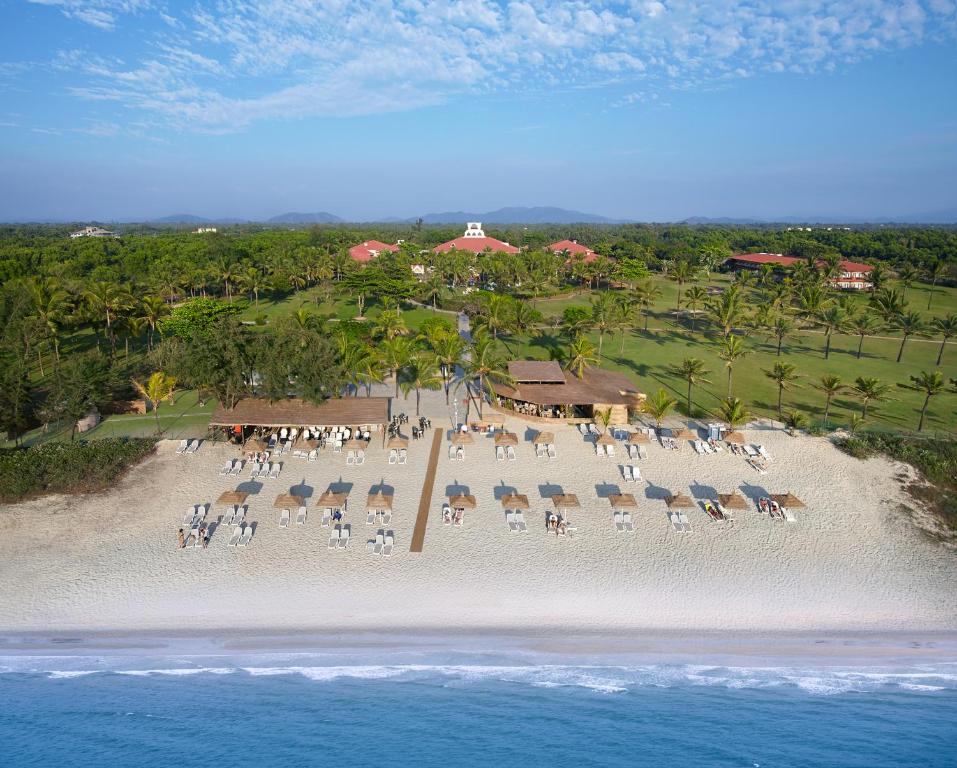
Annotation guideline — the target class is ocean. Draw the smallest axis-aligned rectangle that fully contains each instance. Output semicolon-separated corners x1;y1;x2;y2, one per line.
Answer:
3;648;957;767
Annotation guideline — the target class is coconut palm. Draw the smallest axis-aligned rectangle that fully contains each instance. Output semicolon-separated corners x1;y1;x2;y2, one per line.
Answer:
868;262;889;291
684;285;707;332
215;257;237;301
891;310;927;363
668;357;710;417
795;283;831;324
399;352;442;416
460;333;514;417
612;296;637;353
239;266;271;307
784;410;808;436
589;292;614;361
565;335;599;379
870;287;907;324
816;305;849;359
641;388;677;430
28;277;71;365
906;370;945;432
634;279;662;332
718;397;750;431
137;294;170;351
816;375;846;429
131;371;177;435
764;362;801;420
84;281;131;354
925;261;948;310
718;333;750;397
669;259;695;314
932;314;957;366
511;301;542;337
849;311;882;359
355;347;387;397
853;376;890;420
896;263;919;300
372;308;408;340
769;313;796;356
432;333;465;404
475;294;513;339
380;337;415;398
707;285;742;338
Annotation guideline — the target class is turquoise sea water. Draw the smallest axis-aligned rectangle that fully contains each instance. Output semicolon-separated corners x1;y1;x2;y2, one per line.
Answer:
3;653;957;767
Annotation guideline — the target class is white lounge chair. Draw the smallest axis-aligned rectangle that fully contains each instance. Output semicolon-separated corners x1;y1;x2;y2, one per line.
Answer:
578;424;588;435
614;511;625;532
356;451;365;465
622;512;635;532
448;445;457;460
269;463;281;480
372;531;385;555
547;445;557;459
233;506;246;527
279;509;290;528
176;440;188;454
389;449;398;465
606;444;615;457
381;510;392;525
238;525;253;547
632;466;642;482
588;423;598;434
296;506;307;526
679;512;693;533
220;461;233;476
442;503;452;525
456;446;464;461
627;444;637;459
227;525;243;546
638;446;648;460
669;512;683;533
693;440;705;455
514;511;527;532
229;460;243;475
622;465;634;482
398;449;407;465
758;445;772;461
783;508;797;523
366;509;376;525
328;527;340;549
337;526;350;549
535;444;545;458
507;446;516;461
249;462;262;479
743;444;758;457
506;511;517;531
308;449;318;462
496;446;505;462
346;450;356;466
183;506;197;525
186;439;200;453
382;532;394;557
595;444;606;457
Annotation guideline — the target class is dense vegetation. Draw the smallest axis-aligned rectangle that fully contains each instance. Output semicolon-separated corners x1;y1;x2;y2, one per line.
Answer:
0;438;156;502
0;222;955;447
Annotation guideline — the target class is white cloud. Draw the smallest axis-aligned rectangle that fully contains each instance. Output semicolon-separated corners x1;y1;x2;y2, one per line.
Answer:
28;0;957;130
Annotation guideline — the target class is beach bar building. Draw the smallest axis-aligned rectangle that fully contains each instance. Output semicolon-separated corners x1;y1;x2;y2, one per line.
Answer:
209;397;390;444
493;361;644;425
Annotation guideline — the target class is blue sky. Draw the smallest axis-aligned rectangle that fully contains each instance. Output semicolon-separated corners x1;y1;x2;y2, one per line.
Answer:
1;0;956;222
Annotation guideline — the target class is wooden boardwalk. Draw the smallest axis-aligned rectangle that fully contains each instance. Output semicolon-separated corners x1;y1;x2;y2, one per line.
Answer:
410;429;443;553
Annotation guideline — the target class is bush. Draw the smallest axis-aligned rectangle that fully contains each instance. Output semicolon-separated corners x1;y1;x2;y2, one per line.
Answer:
0;438;157;503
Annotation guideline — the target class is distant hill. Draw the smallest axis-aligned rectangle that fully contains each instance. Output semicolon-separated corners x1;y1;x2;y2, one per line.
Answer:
267;211;344;224
415;206;625;225
151;214;213;224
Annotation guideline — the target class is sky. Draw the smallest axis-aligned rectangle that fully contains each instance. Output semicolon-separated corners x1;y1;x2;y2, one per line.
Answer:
1;0;956;222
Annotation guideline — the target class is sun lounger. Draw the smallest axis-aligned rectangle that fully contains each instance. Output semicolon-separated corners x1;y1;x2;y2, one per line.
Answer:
547;444;557;459
269;463;281;480
249;462;261;479
398;449;407;465
669;512;683;533
627;444;637;459
449;445;457;460
389;449;398;465
176;440;188;454
614;511;625;532
221;506;235;526
743;444;758;457
496;446;505;462
783;508;797;523
595;444;606;457
622;512;634;532
382;532;394;557
535;444;545;458
638;446;648;460
456;446;464;461
507;445;516;461
588;423;598;434
366;509;376;525
704;502;721;521
337;526;350;549
227;525;243;546
622;465;634;482
184;506;197;525
442;503;452;526
220;461;233;476
233;506;246;527
328;527;340;549
371;531;384;554
506;511;517;531
606;444;615;457
678;512;693;533
578;424;588;435
333;440;342;453
514;511;527;532
693;440;705;455
238;525;253;546
308;449;318;462
296;506;307;525
279;508;290;528
381;510;392;525
758;445;772;461
346;450;356;466
229;460;243;475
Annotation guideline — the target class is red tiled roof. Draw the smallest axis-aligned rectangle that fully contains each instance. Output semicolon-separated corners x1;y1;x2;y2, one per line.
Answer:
434;236;519;255
548;239;598;264
728;253;872;274
349;240;399;263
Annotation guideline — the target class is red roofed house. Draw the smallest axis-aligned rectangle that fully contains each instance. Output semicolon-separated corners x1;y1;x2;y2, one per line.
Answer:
724;253;873;290
547;239;598;264
433;222;519;255
349;239;400;263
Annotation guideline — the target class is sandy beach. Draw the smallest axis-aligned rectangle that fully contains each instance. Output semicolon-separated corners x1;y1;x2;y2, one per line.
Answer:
1;389;956;641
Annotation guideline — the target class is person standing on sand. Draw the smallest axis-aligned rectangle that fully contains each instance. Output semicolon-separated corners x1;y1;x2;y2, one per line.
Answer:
177;529;185;549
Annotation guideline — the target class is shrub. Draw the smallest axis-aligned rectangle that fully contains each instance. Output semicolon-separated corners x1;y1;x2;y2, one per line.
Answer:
0;438;157;503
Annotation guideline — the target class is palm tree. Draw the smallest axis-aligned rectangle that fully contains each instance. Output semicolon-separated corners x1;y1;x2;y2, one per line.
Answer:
870;287;907;324
355;346;387;397
816;305;849;359
683;285;707;332
460;333;514;418
28;277;71;365
849;311;882;359
925;261;948;310
907;370;945;432
641;388;677;430
216;257;237;301
707;285;742;338
669;259;695;314
372;309;408;340
240;266;271;307
131;371;177;435
891;310;927;363
896;263;919;300
816;375;845;429
784;410;808;436
718;397;750;431
796;283;830;324
634;279;662;332
379;337;414;398
769;314;796;356
853;376;890;420
565;335;599;379
476;294;513;339
764;362;801;420
137;294;170;351
669;357;710;417
932;314;957;366
589;292;614;361
718;333;750;397
511;301;541;337
399;353;442;416
612;296;636;353
432;333;465;404
84;281;130;355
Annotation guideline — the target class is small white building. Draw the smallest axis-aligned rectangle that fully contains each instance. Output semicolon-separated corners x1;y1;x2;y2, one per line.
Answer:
194;227;218;234
70;226;117;239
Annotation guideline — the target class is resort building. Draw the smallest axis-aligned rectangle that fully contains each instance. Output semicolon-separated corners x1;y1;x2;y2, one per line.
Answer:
434;223;519;255
70;226;117;238
209;397;391;443
349;240;400;263
547;239;598;264
723;252;873;290
492;360;644;425
193;227;218;234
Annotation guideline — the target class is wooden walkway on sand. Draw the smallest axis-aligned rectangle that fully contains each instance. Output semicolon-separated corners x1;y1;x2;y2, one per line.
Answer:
410;429;443;553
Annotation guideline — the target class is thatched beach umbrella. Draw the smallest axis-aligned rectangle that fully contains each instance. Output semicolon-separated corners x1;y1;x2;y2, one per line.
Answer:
344;438;365;451
387;436;408;449
500;493;530;510
596;433;616;446
628;432;650;444
724;431;745;444
771;493;806;508
217;490;249;506
449;494;477;510
366;491;394;511
532;431;554;446
244;437;266;453
717;492;748;510
665;492;695;509
274;493;305;508
451;432;474;445
494;431;519;446
551;493;580;511
316;490;348;509
609;493;638;509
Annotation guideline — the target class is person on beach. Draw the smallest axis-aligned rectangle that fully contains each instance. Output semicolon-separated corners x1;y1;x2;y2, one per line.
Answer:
201;525;210;549
177;529;185;549
332;509;342;523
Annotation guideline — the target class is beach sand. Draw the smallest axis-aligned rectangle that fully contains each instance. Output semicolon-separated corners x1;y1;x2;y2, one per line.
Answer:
1;390;956;639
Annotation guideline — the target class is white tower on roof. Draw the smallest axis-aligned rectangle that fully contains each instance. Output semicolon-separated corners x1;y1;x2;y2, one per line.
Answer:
463;222;485;238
